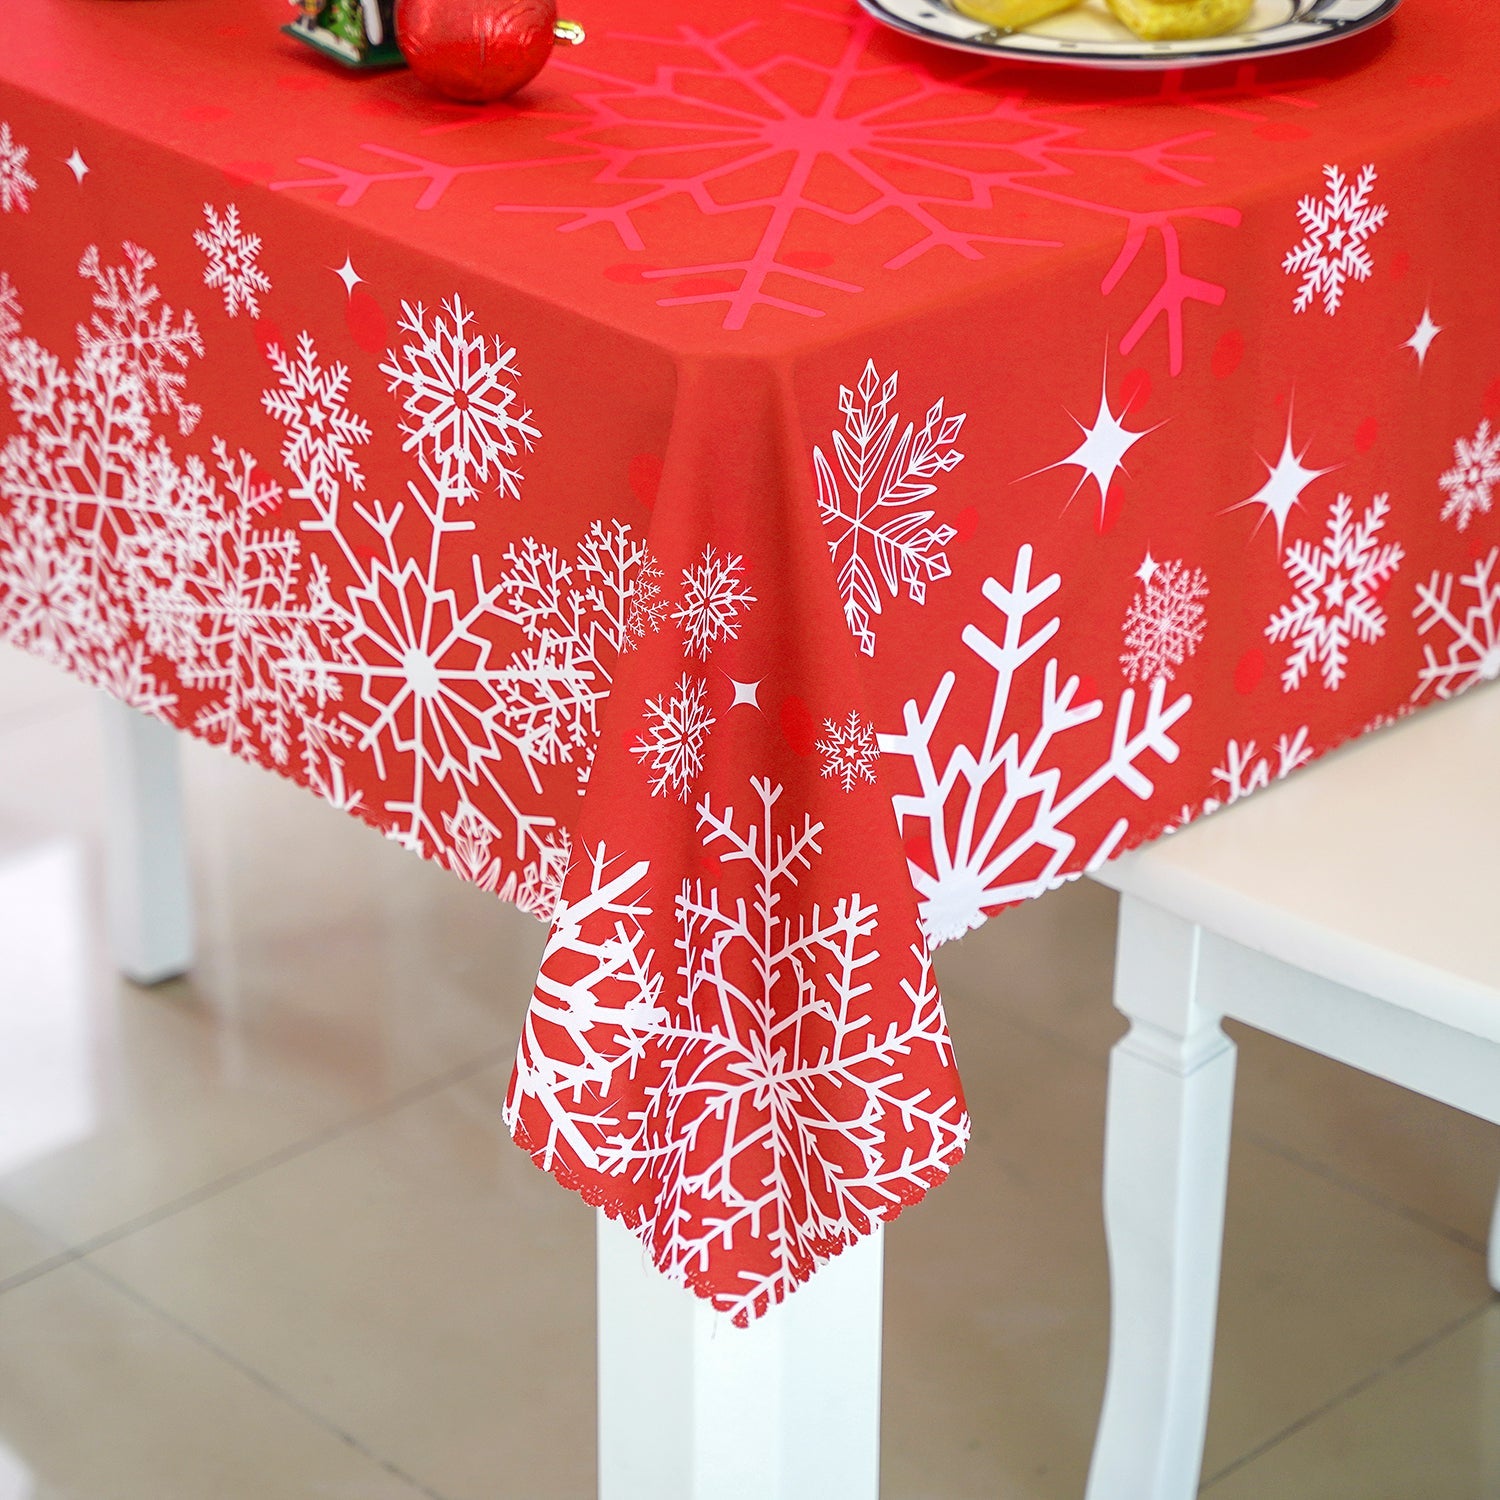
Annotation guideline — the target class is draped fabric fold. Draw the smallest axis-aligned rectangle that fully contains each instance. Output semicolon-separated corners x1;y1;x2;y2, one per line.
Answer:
2;0;1498;1319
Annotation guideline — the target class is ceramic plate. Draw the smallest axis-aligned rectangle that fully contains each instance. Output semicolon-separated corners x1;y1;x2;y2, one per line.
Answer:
857;0;1402;70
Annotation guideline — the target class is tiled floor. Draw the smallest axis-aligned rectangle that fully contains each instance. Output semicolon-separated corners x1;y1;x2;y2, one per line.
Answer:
0;644;1496;1500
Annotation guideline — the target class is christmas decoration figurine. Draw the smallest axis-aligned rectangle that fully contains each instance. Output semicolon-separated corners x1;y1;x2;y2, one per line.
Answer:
284;0;403;67
396;0;586;103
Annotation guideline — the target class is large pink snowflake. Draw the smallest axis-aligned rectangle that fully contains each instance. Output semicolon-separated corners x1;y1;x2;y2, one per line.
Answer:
272;7;1241;363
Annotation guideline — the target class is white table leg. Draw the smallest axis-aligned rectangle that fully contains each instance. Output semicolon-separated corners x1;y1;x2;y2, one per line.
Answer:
100;696;193;985
1483;1292;1500;1493
1489;1179;1499;1294
1087;899;1236;1500
596;1211;884;1500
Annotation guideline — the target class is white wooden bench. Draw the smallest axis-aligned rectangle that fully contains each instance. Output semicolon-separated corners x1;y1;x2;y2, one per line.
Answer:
1087;684;1500;1500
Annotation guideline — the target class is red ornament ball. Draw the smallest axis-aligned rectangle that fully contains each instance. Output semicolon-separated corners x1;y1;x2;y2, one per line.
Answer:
397;0;559;103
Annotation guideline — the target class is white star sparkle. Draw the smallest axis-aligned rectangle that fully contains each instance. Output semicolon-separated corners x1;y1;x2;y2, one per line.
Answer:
332;256;364;295
1134;551;1158;586
64;149;89;183
1227;407;1335;547
1034;367;1157;523
728;677;762;710
1403;306;1442;368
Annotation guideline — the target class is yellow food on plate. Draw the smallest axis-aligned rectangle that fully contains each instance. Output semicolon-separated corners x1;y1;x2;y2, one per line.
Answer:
1105;0;1254;40
949;0;1084;31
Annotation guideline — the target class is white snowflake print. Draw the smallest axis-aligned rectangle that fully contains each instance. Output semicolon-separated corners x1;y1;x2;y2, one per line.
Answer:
1;331;162;567
1438;419;1500;533
1;242;594;918
299;715;363;817
0;245;354;744
626;551;668;641
379;296;538;506
814;361;964;657
511;844;666;1111
1202;726;1312;815
0;272;20;345
263;311;658;886
497;520;664;780
0;498;95;659
443;800;572;916
1266;491;1404;692
881;545;1191;943
1412;547;1500;702
0;494;168;710
671;544;754;661
817;711;880;792
322;516;564;865
260;319;571;886
500;830;573;920
0;122;36;213
632;673;716;800
77;243;204;437
194;203;272;319
298;492;522;812
1284;163;1387;316
443;801;506;891
507;783;968;1323
262;332;371;508
0;266;209;714
127;440;345;767
620;545;750;797
1120;556;1208;684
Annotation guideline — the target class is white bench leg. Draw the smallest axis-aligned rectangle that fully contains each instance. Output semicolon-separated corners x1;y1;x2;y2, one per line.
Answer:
596;1211;884;1500
100;697;193;985
1087;899;1236;1500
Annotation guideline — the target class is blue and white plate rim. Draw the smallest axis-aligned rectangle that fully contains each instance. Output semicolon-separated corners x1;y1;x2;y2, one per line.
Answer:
855;0;1403;70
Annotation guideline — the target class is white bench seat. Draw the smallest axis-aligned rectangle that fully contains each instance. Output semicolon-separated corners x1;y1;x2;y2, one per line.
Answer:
1086;683;1500;1500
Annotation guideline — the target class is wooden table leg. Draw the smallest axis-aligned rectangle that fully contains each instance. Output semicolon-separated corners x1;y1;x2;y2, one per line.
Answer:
99;696;193;985
596;1210;884;1500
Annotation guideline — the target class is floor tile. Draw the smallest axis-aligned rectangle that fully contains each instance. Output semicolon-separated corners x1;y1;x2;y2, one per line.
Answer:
0;1204;59;1285
936;879;1126;1066
1231;1022;1500;1252
0;647;84;730
4;647;1497;1498
89;1065;597;1500
0;702;545;1249
1206;1141;1492;1473
0;693;105;848
943;885;1500;1261
881;1007;1494;1499
0;1260;434;1500
1205;1302;1500;1499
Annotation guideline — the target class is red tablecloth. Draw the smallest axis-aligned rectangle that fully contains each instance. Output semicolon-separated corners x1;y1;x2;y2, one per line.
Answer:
2;0;1498;1321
